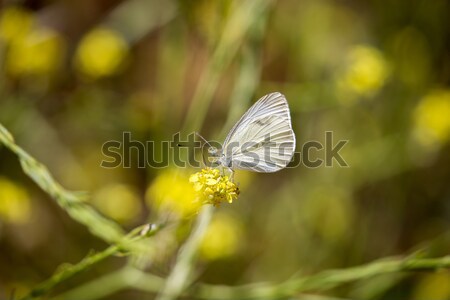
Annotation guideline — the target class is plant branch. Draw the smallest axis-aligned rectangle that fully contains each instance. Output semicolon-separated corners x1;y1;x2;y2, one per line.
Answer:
156;205;214;300
53;254;450;300
194;255;450;299
19;224;162;300
0;123;125;244
182;0;271;133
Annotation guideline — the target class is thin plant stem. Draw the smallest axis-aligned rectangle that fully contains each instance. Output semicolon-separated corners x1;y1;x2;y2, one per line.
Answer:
19;224;162;300
153;2;272;300
51;267;164;300
52;254;450;300
218;6;268;140
0;123;126;244
156;205;213;300
194;255;450;299
182;0;271;133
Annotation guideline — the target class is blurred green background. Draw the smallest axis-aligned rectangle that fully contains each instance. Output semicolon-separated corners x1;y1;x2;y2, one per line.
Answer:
0;0;449;299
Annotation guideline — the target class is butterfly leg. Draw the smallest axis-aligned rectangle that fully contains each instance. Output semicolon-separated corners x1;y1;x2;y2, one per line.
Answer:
229;168;235;182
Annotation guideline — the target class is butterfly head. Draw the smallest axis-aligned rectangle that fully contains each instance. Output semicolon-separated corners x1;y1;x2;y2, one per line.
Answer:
207;146;219;156
206;146;230;168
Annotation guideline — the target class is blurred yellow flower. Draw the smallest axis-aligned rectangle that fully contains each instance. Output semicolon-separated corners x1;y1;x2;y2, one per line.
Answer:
74;28;128;78
6;27;64;76
92;183;141;224
199;212;242;260
338;45;390;100
413;271;450;300
146;170;200;218
0;6;33;43
0;177;31;224
189;168;239;206
413;89;450;147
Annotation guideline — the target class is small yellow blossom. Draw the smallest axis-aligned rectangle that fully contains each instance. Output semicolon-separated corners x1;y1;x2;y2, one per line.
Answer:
337;45;390;101
189;168;239;206
146;170;200;218
147;169;239;218
6;27;64;76
92;184;141;224
413;89;450;147
74;27;128;78
0;177;31;224
199;212;242;260
0;6;33;43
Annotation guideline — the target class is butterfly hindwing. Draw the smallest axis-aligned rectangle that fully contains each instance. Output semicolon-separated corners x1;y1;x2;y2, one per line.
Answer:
221;92;295;173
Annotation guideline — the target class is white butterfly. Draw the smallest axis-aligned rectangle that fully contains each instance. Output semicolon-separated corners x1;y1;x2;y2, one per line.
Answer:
204;92;296;173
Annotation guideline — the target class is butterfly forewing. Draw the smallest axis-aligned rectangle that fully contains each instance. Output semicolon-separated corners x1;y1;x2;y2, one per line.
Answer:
221;92;295;173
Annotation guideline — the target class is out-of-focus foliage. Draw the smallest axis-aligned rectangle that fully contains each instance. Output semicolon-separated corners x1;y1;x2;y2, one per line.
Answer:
0;0;449;299
413;271;450;300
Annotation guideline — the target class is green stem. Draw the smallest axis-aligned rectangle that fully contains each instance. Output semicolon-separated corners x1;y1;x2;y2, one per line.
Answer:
182;0;271;133
0;123;126;244
195;255;450;299
154;2;272;299
218;9;267;140
52;254;450;300
52;267;165;300
156;205;213;300
19;224;161;300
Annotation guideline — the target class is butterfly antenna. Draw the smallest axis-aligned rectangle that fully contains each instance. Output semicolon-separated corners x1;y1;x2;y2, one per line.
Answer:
195;132;212;148
195;132;213;168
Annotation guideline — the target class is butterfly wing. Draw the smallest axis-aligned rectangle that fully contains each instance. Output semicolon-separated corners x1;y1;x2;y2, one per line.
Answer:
221;92;296;172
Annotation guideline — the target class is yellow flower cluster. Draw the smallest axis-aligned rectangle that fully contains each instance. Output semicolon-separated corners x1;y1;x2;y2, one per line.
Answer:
189;168;239;206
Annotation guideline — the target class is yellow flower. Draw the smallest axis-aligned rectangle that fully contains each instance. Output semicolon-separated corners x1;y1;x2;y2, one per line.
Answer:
6;27;64;76
189;168;239;206
146;170;200;218
74;27;128;78
92;184;141;224
413;89;450;147
338;45;390;101
199;212;242;260
147;168;239;218
0;6;33;43
0;177;31;224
